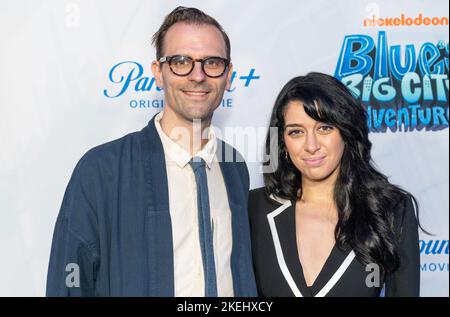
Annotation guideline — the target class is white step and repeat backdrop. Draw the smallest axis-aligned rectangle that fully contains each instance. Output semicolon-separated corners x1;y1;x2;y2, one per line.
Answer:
0;0;448;296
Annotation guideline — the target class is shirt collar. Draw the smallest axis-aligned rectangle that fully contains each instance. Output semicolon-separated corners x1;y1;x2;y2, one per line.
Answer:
154;111;217;169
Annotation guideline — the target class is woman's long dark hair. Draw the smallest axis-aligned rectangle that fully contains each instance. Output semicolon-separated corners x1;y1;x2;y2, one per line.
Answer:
264;72;422;275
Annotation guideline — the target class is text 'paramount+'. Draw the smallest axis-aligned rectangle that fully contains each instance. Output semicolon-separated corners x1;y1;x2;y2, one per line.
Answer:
103;61;260;109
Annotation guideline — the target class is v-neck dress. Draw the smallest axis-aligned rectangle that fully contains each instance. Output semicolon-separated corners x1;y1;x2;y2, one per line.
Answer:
248;187;420;297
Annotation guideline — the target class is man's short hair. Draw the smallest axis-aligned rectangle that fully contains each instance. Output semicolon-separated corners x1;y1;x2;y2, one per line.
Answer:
152;6;231;60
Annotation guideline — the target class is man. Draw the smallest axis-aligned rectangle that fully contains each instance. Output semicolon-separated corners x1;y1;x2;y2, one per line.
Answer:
46;6;257;297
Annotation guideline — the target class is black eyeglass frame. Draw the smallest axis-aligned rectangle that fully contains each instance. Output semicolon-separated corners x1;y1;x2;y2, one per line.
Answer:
158;55;231;78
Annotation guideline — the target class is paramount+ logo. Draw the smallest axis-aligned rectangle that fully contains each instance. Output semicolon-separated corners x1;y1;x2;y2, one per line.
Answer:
103;61;260;109
420;239;449;273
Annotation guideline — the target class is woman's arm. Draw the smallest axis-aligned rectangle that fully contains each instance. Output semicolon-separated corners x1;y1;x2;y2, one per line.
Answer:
384;195;421;297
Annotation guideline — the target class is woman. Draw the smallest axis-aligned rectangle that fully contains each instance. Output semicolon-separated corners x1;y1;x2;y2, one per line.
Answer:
249;72;421;297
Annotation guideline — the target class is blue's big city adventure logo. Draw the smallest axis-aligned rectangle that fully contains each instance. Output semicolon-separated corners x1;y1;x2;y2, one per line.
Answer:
335;31;449;132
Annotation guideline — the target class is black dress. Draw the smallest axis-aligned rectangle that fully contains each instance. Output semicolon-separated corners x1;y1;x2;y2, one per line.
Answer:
248;187;420;297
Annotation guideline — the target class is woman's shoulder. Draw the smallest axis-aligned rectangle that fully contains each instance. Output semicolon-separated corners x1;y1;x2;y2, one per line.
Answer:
249;187;270;211
390;191;419;235
249;187;290;217
392;191;416;216
249;187;268;200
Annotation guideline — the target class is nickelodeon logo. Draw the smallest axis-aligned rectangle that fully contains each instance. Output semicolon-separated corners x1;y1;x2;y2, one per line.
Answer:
364;13;449;27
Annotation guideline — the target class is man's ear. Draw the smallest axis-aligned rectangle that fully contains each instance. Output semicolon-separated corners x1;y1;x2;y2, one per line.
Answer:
225;63;233;91
151;61;164;89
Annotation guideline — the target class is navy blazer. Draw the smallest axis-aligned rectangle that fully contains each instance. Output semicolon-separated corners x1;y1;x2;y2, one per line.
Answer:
46;115;257;296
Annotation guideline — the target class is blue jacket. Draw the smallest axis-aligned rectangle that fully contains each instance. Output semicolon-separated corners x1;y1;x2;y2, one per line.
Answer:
46;115;257;296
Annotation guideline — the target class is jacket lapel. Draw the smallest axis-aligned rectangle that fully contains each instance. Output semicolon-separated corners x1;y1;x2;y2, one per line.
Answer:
140;115;174;296
273;202;312;296
267;196;356;297
218;140;257;297
137;124;257;297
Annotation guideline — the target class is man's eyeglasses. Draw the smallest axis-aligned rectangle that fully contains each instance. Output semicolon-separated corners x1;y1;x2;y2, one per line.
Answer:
158;55;230;78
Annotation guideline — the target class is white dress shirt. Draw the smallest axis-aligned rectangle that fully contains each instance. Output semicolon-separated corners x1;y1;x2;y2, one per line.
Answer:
154;111;234;297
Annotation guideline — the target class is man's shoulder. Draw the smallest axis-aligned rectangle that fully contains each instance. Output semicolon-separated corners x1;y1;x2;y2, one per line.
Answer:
86;131;140;159
74;130;144;177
